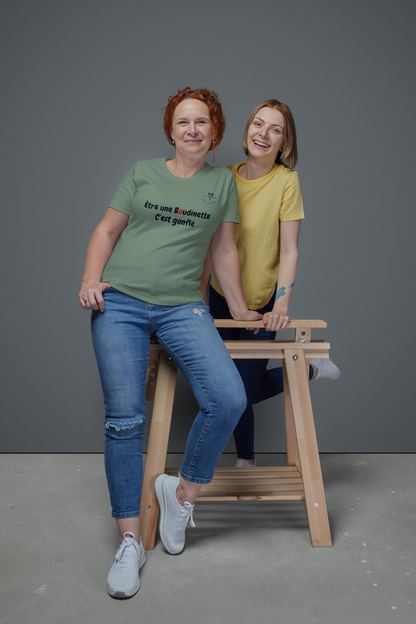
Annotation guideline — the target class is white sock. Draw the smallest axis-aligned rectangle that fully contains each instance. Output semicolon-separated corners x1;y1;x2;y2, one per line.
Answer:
310;358;340;381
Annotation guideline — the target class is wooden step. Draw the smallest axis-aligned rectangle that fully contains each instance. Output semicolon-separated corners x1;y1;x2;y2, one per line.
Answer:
165;466;306;502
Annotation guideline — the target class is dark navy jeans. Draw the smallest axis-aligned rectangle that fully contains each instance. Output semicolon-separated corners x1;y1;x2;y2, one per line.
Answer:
209;285;313;460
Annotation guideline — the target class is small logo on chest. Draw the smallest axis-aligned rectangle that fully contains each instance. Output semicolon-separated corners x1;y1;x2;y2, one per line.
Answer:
202;192;217;204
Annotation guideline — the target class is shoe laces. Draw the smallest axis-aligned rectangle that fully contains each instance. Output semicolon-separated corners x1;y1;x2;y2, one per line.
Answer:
115;534;139;571
177;501;195;531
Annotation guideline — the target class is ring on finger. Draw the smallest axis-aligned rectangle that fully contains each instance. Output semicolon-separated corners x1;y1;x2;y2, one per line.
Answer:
84;299;89;305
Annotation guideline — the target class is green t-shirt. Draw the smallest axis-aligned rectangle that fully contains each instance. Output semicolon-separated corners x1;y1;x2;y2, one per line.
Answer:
102;158;239;305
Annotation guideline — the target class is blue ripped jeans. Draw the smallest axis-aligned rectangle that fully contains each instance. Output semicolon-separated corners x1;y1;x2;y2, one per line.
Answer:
91;288;247;518
209;286;313;460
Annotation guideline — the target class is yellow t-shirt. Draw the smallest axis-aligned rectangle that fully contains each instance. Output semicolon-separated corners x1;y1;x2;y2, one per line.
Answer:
211;163;305;310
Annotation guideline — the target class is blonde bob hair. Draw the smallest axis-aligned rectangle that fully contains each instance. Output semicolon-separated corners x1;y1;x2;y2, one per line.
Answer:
242;99;298;169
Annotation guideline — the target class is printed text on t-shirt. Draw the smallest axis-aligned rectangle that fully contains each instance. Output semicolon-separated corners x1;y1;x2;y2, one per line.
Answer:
144;200;211;228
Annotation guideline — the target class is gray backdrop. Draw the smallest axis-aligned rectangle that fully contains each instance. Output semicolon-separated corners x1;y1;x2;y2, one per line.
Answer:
1;0;415;453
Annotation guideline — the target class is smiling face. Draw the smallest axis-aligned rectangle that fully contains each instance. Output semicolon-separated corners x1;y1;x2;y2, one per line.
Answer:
170;98;214;160
246;107;286;162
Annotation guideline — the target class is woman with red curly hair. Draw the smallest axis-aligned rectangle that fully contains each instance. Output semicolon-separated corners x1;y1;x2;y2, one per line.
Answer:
163;87;226;152
79;88;261;598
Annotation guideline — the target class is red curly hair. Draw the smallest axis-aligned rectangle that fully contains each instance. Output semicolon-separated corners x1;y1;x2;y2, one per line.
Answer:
163;87;226;150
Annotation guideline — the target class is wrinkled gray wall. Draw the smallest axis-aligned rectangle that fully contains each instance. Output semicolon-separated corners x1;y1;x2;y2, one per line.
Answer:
1;0;415;452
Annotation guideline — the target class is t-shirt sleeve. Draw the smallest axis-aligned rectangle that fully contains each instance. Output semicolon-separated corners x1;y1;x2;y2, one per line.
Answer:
108;164;137;215
280;171;305;221
221;172;240;223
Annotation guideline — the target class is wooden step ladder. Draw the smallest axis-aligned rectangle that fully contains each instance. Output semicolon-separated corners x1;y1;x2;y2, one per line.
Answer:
140;320;333;549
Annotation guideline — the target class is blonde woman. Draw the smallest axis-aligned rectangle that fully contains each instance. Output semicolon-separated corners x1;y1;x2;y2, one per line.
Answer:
207;99;340;466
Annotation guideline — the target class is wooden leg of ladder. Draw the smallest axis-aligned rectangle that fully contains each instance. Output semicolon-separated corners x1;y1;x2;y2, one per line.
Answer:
283;361;301;472
140;351;178;550
284;349;332;547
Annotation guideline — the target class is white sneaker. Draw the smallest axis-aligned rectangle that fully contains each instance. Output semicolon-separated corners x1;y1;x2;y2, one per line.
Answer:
235;459;257;467
155;474;195;555
107;532;146;598
310;358;340;381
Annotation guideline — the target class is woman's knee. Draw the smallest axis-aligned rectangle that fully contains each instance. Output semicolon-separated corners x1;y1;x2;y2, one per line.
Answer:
104;415;146;440
233;386;248;414
214;382;247;419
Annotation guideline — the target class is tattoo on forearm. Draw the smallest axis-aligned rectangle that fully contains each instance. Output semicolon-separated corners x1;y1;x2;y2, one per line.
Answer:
275;287;286;301
275;283;294;301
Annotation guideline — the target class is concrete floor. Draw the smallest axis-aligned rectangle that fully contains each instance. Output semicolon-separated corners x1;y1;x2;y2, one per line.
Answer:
1;453;415;624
